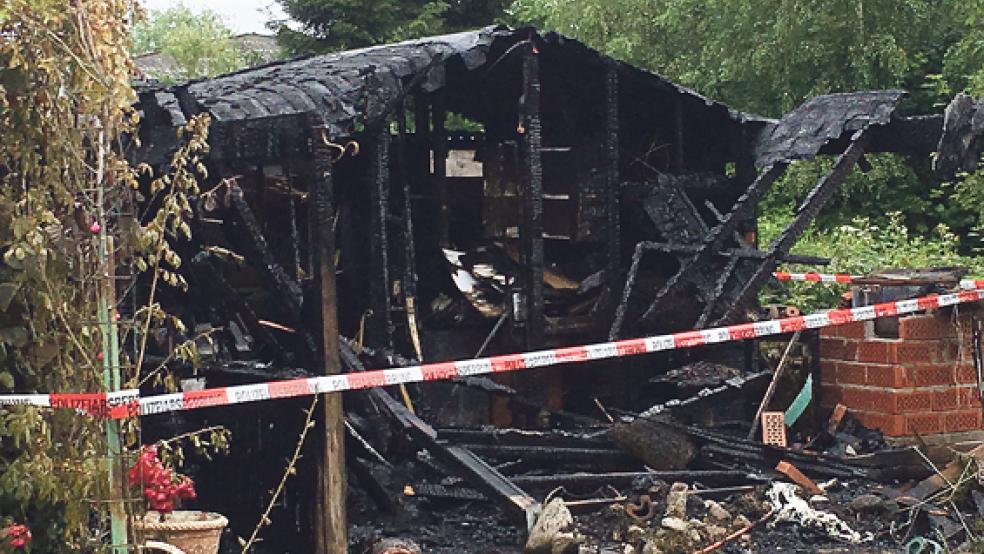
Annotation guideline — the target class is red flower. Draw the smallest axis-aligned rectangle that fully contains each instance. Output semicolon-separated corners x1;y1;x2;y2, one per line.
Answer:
127;445;197;515
3;523;31;549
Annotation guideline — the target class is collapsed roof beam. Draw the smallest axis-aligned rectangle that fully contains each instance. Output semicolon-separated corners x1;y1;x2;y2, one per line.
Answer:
708;128;874;326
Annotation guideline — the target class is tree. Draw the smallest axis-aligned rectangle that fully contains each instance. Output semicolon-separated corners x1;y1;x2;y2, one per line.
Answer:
132;5;247;83
274;0;511;54
512;0;968;117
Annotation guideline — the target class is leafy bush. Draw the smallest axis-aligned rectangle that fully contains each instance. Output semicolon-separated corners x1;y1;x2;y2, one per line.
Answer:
760;213;984;313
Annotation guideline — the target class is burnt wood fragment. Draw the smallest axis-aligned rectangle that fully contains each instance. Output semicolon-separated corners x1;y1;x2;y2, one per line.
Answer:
339;341;540;525
227;183;304;321
518;43;545;348
609;417;698;470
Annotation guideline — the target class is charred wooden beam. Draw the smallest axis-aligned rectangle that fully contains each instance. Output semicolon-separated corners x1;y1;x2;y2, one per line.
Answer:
437;428;610;448
519;43;545;349
608;236;825;340
189;252;292;362
431;94;449;247
338;341;541;526
451;375;603;426
604;61;621;279
367;122;394;348
634;163;789;329
227;183;304;320
710;129;873;326
395;102;422;359
509;470;762;489
309;122;348;554
460;444;635;465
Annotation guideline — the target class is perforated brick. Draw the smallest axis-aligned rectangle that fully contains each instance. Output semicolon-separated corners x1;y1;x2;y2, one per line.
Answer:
956;363;978;385
835;362;867;386
896;342;937;365
896;390;933;413
913;364;955;387
761;411;787;447
957;386;980;408
853;412;905;437
933;389;959;411
899;315;955;340
944;409;982;433
905;413;943;435
858;341;895;364
865;364;906;388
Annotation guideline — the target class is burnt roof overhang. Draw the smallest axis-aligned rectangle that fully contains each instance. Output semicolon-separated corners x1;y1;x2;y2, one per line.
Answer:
136;26;770;139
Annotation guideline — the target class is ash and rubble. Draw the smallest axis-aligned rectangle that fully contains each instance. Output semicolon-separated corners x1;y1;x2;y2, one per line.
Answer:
125;25;984;553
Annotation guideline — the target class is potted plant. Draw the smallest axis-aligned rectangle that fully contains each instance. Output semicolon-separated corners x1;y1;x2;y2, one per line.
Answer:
129;446;227;554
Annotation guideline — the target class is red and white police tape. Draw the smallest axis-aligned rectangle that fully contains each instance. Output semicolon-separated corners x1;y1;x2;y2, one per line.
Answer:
2;286;984;419
772;271;984;289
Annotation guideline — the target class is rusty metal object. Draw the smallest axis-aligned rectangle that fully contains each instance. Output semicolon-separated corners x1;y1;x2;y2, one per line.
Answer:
625;494;657;522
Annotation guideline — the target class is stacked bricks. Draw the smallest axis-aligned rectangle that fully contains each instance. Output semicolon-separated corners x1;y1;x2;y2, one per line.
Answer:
819;311;981;437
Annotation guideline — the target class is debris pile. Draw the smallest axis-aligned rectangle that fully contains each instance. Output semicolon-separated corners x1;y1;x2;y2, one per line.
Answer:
125;24;984;554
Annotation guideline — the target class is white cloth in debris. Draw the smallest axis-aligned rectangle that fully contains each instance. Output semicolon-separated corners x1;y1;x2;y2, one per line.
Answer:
766;482;873;543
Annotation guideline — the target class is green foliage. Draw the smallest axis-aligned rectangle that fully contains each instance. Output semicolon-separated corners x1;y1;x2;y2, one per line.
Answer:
760;213;984;312
275;0;511;54
131;5;250;83
511;0;963;117
760;154;978;240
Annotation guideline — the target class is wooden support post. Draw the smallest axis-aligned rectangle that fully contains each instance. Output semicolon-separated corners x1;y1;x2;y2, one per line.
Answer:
519;43;545;349
396;102;423;360
368;122;394;348
431;94;449;247
310;125;348;554
604;61;621;279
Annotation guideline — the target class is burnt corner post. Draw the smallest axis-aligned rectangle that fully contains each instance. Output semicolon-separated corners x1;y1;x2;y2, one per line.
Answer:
308;117;348;554
519;39;545;349
604;59;621;290
368;121;394;348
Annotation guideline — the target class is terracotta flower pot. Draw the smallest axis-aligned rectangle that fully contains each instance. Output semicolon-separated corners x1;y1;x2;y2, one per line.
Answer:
134;511;227;554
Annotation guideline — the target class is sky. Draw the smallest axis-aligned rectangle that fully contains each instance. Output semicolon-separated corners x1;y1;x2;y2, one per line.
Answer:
140;0;289;35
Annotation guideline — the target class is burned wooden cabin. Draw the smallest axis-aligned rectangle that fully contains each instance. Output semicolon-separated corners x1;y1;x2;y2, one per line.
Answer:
133;26;984;549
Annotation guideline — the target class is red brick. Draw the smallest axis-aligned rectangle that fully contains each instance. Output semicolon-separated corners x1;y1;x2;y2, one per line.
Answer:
932;389;959;411
858;341;896;364
905;413;944;435
820;338;858;361
955;363;977;385
853;412;905;437
956;386;980;408
865;364;906;388
835;362;867;386
820;326;839;339
895;390;933;414
839;321;869;340
899;315;955;340
912;364;955;387
896;342;938;365
944;409;982;433
819;360;837;382
838;386;885;412
820;338;848;360
820;385;843;407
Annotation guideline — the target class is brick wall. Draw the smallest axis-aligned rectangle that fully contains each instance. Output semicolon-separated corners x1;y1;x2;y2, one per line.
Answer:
819;312;981;437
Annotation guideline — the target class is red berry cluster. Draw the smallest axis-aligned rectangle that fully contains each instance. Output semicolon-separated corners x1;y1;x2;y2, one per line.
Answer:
127;445;196;515
2;524;31;549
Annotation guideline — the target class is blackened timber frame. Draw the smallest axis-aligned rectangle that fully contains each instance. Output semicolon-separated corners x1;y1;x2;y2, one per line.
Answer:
519;42;545;349
368;123;394;348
